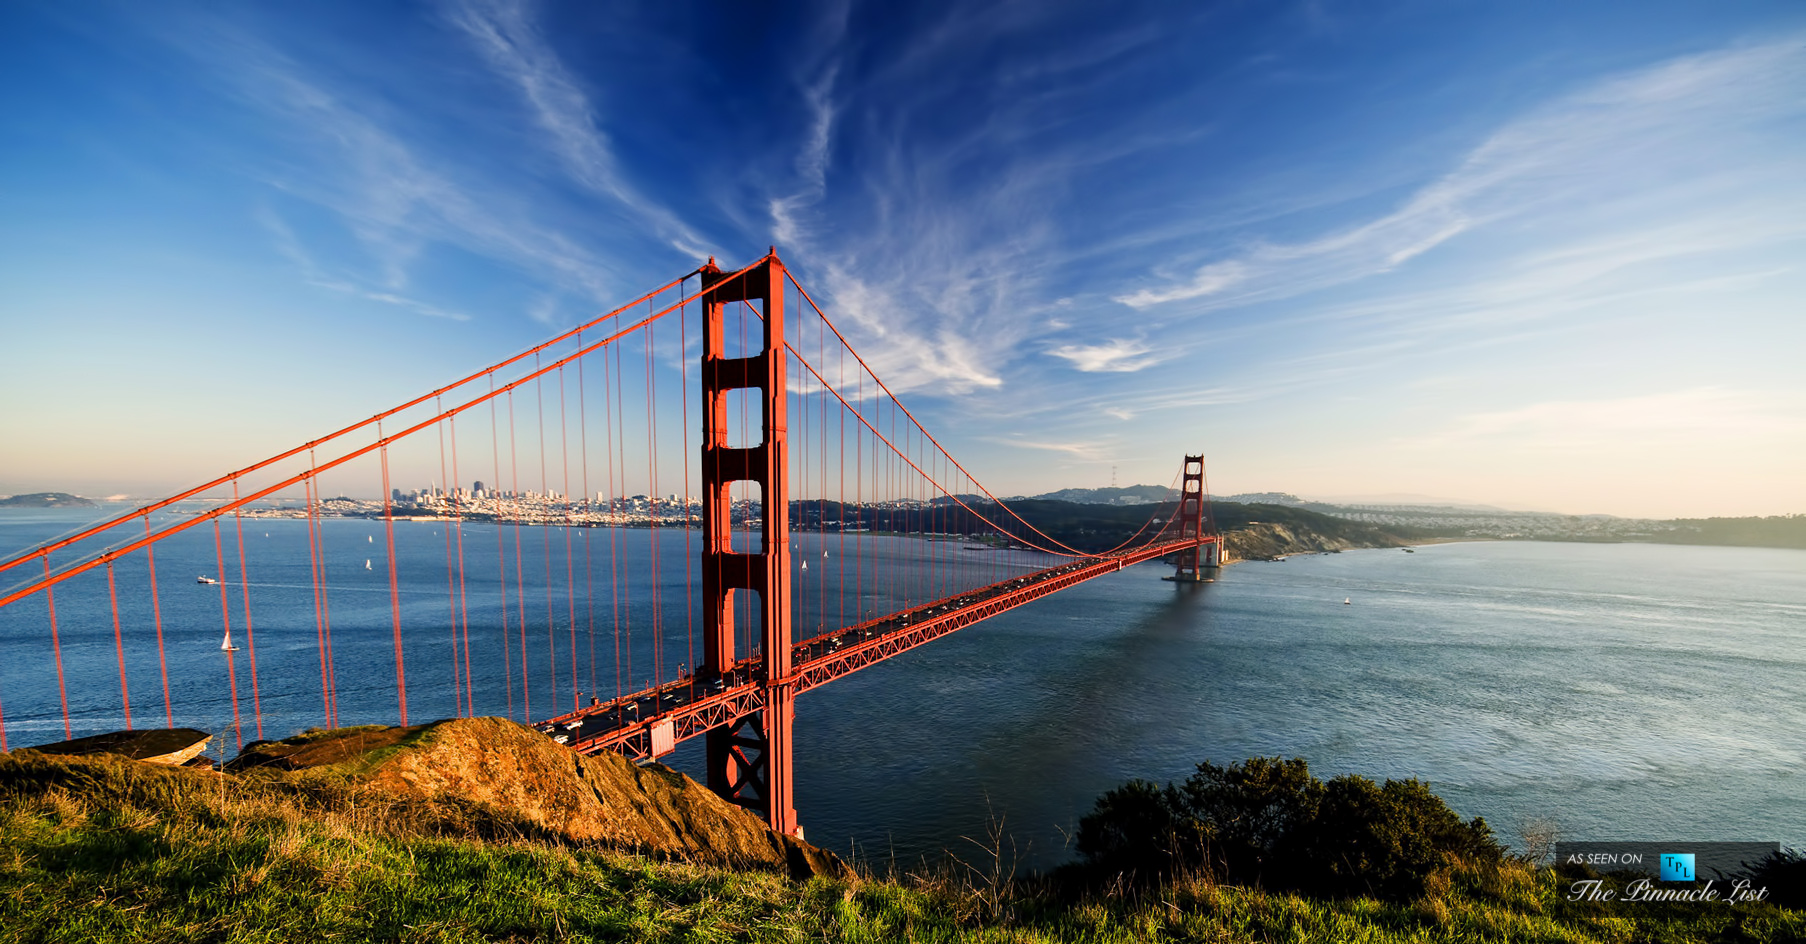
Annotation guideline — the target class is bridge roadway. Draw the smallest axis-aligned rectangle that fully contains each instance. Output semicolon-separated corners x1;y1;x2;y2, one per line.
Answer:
540;536;1216;760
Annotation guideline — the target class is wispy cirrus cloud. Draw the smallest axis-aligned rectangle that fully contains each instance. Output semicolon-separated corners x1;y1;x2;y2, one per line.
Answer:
983;437;1112;461
769;57;841;247
760;4;1180;398
1115;35;1806;312
448;0;714;259
152;12;656;323
257;206;471;321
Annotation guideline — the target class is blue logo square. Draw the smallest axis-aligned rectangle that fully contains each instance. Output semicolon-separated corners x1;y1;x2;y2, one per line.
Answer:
1660;853;1695;882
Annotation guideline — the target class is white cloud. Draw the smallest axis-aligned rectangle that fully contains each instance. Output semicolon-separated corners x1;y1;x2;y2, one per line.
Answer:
770;60;841;246
1047;337;1171;373
1114;35;1806;312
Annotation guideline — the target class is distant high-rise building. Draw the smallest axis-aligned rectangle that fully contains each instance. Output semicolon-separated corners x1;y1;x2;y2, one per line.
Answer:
473;481;485;495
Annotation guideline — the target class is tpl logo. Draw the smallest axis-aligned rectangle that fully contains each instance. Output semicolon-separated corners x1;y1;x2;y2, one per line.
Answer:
1660;853;1696;882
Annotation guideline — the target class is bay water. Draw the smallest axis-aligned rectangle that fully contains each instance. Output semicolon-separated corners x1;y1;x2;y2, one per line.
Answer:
3;506;1801;871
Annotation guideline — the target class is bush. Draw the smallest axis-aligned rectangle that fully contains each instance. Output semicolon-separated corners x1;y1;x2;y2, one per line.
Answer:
1076;756;1504;902
1743;848;1806;908
1074;779;1197;883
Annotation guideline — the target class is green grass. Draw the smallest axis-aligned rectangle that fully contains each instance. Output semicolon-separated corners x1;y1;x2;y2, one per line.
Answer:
1;752;1799;943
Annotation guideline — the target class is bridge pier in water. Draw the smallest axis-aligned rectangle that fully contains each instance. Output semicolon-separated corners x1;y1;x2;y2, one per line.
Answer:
698;254;798;835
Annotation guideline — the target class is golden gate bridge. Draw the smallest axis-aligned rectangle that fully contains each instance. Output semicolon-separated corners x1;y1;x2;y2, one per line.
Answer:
0;252;1219;836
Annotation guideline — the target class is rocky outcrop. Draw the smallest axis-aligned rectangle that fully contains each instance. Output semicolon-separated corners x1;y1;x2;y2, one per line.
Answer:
1220;520;1403;562
233;718;847;880
25;727;212;765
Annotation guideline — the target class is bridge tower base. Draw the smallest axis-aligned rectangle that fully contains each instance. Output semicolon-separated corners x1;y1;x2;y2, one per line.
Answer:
698;254;797;835
1165;455;1220;583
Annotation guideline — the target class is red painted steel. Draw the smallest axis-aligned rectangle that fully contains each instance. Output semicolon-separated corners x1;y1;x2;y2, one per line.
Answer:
698;253;797;834
1167;455;1220;582
1;250;1220;831
0;269;758;612
551;531;1218;762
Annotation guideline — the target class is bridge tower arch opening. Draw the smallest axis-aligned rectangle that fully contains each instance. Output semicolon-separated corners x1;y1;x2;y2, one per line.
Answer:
698;254;797;835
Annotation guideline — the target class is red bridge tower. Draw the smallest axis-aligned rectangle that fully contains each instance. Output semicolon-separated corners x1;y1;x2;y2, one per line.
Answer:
1167;455;1220;582
698;254;798;835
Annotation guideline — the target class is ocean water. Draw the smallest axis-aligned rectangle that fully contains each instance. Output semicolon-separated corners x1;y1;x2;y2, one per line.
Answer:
766;540;1806;869
4;507;1802;871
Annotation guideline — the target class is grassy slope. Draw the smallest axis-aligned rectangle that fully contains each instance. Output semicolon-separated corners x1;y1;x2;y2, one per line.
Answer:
4;751;1802;943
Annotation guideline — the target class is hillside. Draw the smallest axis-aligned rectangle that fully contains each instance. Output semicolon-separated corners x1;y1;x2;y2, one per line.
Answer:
3;732;1796;943
225;718;844;878
994;499;1405;555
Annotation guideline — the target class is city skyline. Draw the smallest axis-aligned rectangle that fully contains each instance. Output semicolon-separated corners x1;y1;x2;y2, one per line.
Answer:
4;2;1804;518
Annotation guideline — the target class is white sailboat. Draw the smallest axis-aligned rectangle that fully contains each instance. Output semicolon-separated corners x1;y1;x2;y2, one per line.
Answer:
365;559;373;570
221;628;239;652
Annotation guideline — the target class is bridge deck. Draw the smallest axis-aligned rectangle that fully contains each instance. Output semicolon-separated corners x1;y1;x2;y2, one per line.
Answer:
546;536;1216;759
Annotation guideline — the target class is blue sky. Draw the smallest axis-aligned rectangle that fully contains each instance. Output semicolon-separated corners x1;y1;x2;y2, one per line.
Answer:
3;1;1803;518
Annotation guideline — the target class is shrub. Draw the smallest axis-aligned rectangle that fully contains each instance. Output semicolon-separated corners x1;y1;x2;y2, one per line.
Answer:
1076;756;1504;902
1177;756;1322;887
1743;848;1806;908
1074;779;1197;884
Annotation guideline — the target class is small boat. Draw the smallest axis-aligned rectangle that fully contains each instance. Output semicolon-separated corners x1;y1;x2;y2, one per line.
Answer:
1344;598;1352;605
1403;548;1414;553
367;535;373;543
197;575;219;585
364;559;373;570
220;630;239;652
800;560;808;571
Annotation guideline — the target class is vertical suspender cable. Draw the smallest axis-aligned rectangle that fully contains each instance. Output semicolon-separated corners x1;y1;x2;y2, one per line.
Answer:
490;377;514;720
438;402;463;716
507;390;529;721
645;304;662;688
614;309;632;693
305;477;330;725
576;332;598;700
212;520;243;749
43;559;71;740
604;320;622;703
106;563;131;729
230;481;262;739
145;517;173;728
380;424;409;726
535;356;557;712
680;278;695;696
559;365;578;709
449;417;474;715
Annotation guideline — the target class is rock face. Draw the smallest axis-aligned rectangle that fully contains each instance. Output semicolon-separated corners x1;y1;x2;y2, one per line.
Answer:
25;728;212;766
234;717;847;880
1221;520;1403;562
